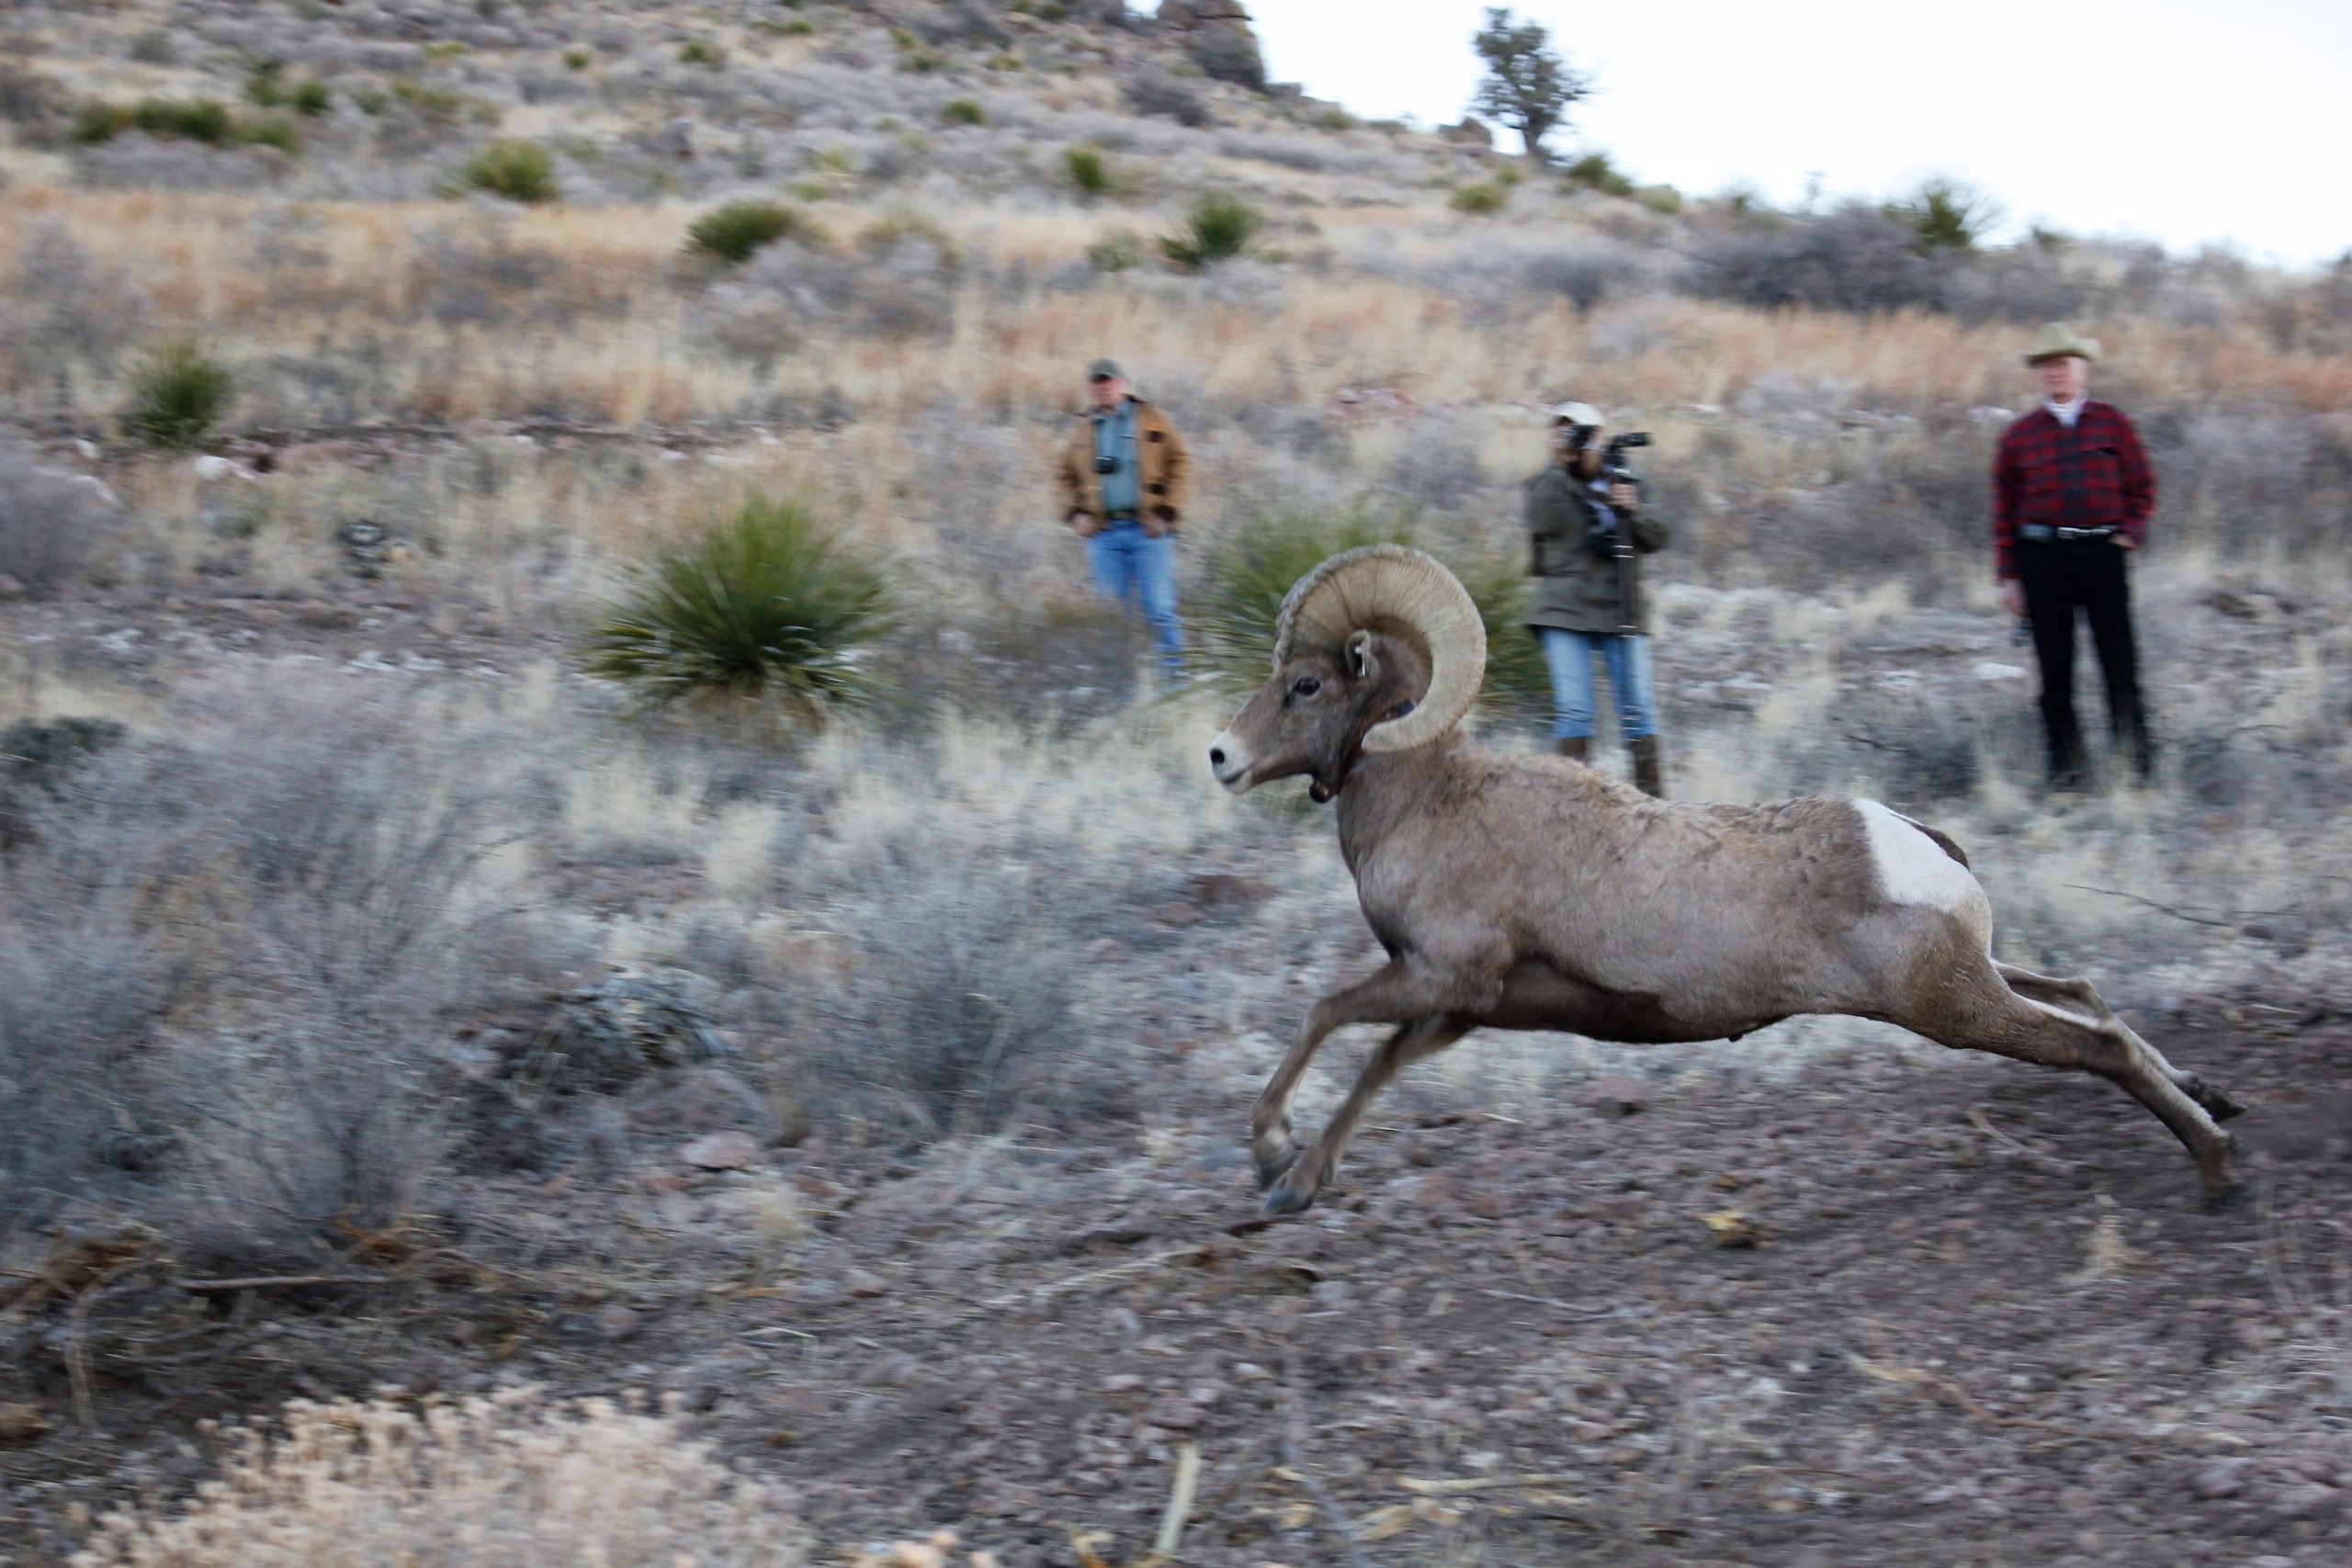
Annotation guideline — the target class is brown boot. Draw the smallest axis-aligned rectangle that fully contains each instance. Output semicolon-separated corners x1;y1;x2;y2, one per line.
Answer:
1631;735;1666;798
1554;736;1589;761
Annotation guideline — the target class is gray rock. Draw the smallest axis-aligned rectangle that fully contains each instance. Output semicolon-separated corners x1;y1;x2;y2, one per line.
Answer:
2194;1458;2253;1499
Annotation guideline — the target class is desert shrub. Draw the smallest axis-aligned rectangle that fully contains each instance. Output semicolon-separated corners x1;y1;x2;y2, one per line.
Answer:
679;37;726;67
126;338;233;448
289;79;332;117
135;96;232;144
1064;142;1114;197
0;690;531;1261
169;1011;447;1271
1124;72;1208;127
1509;246;1649;314
1564;151;1634;197
0;436;119;593
562;47;592;70
412;216;563;326
0;64;66;131
0;218;153;377
697;238;951;362
788;852;1093;1144
1194;505;1546;712
0;915;163;1245
456;138;560;203
1450;179;1509;215
232;111;301;153
893;31;947;73
74;1392;808;1566
72;101;128;143
684;199;814;264
942;96;986;125
585;491;895;715
1159;192;1264;270
77;96;280;147
1686;203;1947;315
243;60;288;107
1087;229;1141;272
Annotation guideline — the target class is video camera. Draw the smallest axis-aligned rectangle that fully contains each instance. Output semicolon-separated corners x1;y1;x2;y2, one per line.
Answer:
1567;428;1651;558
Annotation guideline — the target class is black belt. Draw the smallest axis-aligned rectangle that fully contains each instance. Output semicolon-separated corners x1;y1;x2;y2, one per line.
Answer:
2018;524;2115;542
1104;509;1140;521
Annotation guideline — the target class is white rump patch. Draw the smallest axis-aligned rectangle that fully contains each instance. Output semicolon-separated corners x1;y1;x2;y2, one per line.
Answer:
1855;799;1977;910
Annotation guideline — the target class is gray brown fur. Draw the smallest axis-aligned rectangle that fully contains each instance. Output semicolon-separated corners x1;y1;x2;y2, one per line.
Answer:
1208;609;2245;1217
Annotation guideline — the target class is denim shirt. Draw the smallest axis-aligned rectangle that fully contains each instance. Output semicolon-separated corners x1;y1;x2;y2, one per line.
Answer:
1092;400;1141;515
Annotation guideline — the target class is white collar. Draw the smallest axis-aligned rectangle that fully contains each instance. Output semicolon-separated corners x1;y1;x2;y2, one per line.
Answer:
2043;393;2088;427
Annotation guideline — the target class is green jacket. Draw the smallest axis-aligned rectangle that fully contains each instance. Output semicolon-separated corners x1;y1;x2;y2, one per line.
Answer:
1524;464;1671;636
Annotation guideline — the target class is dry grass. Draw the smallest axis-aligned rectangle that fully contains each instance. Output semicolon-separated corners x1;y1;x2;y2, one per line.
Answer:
8;186;2351;433
72;1389;807;1566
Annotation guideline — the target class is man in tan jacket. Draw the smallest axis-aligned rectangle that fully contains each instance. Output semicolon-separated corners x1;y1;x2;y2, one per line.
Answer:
1057;357;1192;678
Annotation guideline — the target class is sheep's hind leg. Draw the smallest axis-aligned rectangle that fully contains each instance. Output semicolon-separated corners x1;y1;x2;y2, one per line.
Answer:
1923;962;2240;1206
1996;963;2246;1122
1264;1015;1473;1216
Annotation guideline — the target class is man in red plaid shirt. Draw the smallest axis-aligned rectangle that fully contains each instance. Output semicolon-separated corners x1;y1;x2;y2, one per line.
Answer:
1994;323;2155;787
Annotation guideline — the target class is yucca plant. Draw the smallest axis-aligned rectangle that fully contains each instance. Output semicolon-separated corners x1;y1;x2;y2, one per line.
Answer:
1194;505;1546;715
585;491;894;718
457;138;560;204
684;199;812;264
126;338;232;449
1158;192;1264;270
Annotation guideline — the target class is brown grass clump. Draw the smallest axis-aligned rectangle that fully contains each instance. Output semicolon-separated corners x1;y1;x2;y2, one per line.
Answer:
74;1389;807;1567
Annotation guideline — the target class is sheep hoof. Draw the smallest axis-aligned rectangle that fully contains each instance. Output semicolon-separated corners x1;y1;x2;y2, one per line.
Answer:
1253;1150;1298;1193
1261;1172;1319;1216
2201;1180;2247;1215
2183;1075;2247;1122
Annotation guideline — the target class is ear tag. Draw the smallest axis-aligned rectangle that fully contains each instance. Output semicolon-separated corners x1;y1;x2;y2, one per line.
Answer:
1309;781;1336;804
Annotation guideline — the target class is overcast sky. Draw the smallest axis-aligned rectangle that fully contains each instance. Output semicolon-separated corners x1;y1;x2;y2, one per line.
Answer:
1247;0;2350;271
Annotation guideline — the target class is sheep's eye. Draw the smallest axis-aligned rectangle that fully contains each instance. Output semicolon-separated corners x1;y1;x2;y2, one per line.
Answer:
1291;676;1321;696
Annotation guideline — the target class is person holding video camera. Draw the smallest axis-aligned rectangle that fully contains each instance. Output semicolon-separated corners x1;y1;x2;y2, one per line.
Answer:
1994;324;2155;789
1526;400;1672;796
1057;356;1192;681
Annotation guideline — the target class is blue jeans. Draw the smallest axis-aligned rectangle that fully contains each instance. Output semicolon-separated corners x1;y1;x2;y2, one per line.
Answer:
1086;520;1183;678
1539;627;1657;740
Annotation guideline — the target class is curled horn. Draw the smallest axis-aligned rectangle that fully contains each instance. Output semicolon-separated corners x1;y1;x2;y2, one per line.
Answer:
1271;545;1487;753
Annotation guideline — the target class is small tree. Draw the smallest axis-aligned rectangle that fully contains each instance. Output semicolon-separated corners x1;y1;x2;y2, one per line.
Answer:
1470;7;1589;163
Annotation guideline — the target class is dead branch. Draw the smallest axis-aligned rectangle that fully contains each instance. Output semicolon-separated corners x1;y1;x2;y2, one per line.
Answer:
174;1274;394;1294
2062;884;2290;930
1279;1346;1374;1568
1966;1105;2078;1174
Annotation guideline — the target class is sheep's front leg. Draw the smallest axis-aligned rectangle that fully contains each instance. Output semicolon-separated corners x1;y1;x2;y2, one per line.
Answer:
1263;1014;1473;1215
1251;961;1400;1190
1251;954;1501;1198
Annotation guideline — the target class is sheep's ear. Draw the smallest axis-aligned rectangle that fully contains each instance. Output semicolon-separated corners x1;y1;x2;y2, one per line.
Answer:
1345;629;1379;682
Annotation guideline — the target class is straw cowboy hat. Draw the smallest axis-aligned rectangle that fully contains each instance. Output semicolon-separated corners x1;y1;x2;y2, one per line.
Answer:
2024;322;2102;366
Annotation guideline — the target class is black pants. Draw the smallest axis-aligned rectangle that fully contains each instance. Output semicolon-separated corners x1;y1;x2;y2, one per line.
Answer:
2016;537;2152;783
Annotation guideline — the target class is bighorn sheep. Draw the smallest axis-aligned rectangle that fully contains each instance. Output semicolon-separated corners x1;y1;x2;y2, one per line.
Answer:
1207;547;2245;1215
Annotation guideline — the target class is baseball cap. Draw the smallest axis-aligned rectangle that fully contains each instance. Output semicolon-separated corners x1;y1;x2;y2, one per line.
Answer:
1087;357;1124;381
1550;400;1605;426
